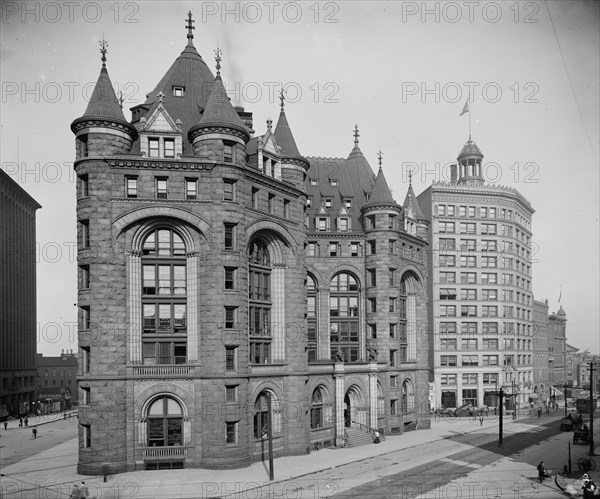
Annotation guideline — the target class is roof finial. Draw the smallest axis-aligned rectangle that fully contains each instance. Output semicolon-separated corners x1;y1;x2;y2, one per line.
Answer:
157;91;165;104
119;90;124;109
353;124;359;146
408;168;413;186
279;88;285;111
377;147;383;169
186;11;195;46
99;38;108;69
266;118;273;132
214;45;222;76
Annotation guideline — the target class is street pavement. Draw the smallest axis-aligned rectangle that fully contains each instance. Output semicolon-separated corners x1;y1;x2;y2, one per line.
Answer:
0;410;598;498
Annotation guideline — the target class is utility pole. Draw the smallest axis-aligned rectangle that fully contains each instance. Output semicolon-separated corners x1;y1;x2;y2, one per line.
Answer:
267;393;274;480
499;387;504;446
590;362;595;457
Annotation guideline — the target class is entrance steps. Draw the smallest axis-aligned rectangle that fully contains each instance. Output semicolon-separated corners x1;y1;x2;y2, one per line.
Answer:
344;426;376;447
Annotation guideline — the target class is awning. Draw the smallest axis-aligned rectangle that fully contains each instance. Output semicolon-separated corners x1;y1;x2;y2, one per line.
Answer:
551;386;564;397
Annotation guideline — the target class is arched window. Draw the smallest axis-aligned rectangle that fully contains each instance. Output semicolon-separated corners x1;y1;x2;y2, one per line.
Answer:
377;382;385;415
329;273;359;362
146;396;183;447
249;238;271;364
142;228;187;365
402;380;415;413
253;391;270;439
311;388;324;429
307;274;318;362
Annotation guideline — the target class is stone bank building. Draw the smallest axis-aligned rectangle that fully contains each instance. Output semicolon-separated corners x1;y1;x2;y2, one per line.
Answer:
72;18;430;474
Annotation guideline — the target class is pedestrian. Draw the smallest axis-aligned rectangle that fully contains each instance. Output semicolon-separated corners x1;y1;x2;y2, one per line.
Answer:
3;421;7;431
19;417;23;427
32;428;37;439
537;461;550;482
479;416;483;426
24;417;28;427
582;474;597;498
69;484;81;499
80;481;89;499
537;407;542;419
373;431;381;444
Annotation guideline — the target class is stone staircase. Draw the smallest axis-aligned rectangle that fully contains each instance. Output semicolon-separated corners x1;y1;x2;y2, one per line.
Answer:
344;426;376;447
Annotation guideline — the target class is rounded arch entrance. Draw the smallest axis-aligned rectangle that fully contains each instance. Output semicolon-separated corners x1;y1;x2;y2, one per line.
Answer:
344;385;366;428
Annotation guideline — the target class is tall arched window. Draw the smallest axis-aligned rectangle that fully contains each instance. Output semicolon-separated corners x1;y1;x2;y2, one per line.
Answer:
402;379;415;413
307;274;318;362
147;396;183;447
311;387;324;429
377;382;385;415
249;238;271;364
142;228;187;365
330;273;359;362
253;391;271;439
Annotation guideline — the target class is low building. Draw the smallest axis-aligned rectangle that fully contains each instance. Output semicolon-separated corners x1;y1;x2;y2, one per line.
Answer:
36;351;78;412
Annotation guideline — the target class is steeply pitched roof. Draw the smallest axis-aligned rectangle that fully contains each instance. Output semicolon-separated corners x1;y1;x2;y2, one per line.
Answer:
403;183;426;220
196;75;249;138
274;110;308;164
364;166;396;207
138;43;215;153
80;67;129;123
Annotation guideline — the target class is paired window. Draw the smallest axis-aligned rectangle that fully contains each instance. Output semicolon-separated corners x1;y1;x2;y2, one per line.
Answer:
146;396;183;447
329;273;359;362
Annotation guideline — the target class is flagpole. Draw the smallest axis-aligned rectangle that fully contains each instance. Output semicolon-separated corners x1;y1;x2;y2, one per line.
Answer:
468;93;472;141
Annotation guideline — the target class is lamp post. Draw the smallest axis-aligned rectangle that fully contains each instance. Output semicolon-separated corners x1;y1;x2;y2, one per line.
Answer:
590;362;595;457
491;383;505;447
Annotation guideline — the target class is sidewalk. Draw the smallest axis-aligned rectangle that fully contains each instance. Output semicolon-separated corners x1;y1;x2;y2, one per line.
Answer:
0;412;596;498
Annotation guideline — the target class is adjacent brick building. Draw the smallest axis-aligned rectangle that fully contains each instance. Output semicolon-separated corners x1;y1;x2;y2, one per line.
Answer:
36;351;78;412
0;169;41;419
72;18;431;474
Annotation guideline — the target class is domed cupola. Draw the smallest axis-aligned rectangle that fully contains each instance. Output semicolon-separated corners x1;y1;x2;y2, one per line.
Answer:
70;40;137;158
456;137;484;185
188;47;250;166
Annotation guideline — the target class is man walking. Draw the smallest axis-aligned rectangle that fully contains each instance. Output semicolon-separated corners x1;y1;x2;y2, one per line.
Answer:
32;428;37;439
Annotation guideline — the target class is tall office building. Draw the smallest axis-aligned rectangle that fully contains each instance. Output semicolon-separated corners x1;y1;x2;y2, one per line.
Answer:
72;17;431;474
0;169;41;419
418;138;535;412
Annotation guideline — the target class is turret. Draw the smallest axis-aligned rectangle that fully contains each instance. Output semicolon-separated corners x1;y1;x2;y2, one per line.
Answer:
70;40;137;158
273;90;310;190
402;171;429;239
188;48;250;166
456;138;484;185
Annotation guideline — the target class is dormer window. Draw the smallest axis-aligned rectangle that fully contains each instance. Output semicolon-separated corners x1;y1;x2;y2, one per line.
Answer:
310;178;319;185
345;199;352;209
325;198;332;208
306;197;312;208
330;179;338;186
148;138;160;158
172;86;184;97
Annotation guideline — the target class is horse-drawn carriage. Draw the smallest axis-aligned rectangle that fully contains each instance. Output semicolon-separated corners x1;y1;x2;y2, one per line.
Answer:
560;412;583;431
573;426;590;445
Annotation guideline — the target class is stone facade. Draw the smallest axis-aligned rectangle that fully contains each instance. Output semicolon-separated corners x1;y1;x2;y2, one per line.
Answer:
72;21;431;475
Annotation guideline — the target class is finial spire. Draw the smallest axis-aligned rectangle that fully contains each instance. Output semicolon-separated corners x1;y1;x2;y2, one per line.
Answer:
214;45;222;76
119;90;124;109
353;124;359;146
408;168;413;186
99;38;108;69
279;89;285;111
377;147;383;169
266;118;273;132
186;11;195;46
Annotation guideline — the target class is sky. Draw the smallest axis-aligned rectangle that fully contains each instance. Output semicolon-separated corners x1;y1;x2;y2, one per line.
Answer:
1;0;598;356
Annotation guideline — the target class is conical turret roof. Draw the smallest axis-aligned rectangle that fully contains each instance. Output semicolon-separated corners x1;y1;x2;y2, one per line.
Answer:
403;183;426;220
364;166;396;207
274;109;309;165
194;74;249;140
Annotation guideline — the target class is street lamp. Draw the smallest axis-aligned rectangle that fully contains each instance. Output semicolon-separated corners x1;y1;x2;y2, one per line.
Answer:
491;381;505;447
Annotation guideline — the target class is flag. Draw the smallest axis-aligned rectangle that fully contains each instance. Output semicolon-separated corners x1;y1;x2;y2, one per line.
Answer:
460;98;469;116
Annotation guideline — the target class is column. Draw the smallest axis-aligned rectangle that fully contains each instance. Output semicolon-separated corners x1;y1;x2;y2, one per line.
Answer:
272;266;286;362
368;362;378;429
407;295;417;360
187;254;198;363
334;362;345;447
128;252;142;363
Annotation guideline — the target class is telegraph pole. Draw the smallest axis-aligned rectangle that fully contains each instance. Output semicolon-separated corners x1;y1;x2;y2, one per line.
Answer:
590;362;595;456
267;393;274;480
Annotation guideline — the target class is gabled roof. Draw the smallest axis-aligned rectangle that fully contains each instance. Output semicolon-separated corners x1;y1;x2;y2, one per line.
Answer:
274;109;308;166
141;100;181;134
403;184;426;220
363;166;396;208
196;75;249;139
137;42;215;153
